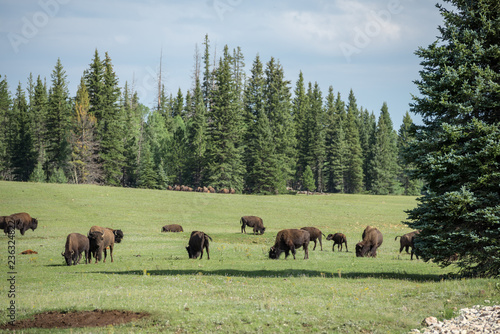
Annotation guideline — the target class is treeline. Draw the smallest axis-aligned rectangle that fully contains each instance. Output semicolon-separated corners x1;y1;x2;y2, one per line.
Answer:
0;35;421;195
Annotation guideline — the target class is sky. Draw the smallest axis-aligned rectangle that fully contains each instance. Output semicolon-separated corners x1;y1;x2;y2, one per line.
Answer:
0;0;446;128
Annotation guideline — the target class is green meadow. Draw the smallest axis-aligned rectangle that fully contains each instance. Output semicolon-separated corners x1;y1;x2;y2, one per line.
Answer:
0;181;498;333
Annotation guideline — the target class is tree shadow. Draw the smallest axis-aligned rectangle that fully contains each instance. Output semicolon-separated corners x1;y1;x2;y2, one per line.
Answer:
91;268;443;282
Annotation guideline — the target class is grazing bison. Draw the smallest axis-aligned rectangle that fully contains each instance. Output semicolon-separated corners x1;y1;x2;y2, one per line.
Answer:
186;231;212;259
161;224;184;233
269;229;310;260
106;227;124;243
300;227;325;251
0;216;12;234
8;212;38;235
356;226;383;257
395;230;419;259
326;233;348;252
88;226;119;263
61;233;90;266
240;216;266;235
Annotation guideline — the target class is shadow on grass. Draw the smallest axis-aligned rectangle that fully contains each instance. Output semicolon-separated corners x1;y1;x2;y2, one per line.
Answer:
91;269;443;282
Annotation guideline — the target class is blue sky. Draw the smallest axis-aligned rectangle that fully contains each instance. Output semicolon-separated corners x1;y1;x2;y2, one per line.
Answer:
1;0;445;128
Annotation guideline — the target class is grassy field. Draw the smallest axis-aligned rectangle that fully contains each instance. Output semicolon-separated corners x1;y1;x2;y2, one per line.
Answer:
0;181;498;333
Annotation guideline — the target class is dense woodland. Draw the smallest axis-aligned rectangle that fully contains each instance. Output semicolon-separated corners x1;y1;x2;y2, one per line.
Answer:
0;35;421;195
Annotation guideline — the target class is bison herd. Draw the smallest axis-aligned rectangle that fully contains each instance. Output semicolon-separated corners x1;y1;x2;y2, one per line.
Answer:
2;211;421;264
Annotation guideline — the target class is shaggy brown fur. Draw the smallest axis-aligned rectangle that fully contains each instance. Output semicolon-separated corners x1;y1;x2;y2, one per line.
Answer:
240;216;265;235
8;212;38;235
300;227;325;251
61;233;89;266
356;226;383;257
269;229;310;260
186;231;212;259
326;233;348;252
161;224;184;233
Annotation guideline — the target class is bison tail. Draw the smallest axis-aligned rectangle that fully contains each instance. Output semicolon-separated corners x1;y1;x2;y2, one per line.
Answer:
206;234;213;242
394;236;401;241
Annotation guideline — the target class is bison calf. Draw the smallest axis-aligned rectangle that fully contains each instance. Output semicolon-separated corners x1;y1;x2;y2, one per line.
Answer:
161;224;184;233
326;233;348;252
61;233;90;266
395;230;419;260
269;229;310;260
186;231;212;259
356;226;383;257
300;227;325;251
240;216;265;235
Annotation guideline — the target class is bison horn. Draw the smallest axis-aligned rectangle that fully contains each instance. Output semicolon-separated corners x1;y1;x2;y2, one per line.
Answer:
61;252;65;257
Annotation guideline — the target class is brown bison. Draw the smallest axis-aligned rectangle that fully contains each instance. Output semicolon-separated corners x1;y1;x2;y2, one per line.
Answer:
88;226;120;263
186;231;212;259
326;233;348;252
161;224;184;233
300;227;325;251
395;230;419;260
61;233;90;266
106;227;124;243
0;216;11;233
6;212;38;235
356;226;383;257
240;216;265;235
269;229;310;260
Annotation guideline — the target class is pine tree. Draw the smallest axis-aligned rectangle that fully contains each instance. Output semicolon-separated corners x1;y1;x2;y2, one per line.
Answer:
99;52;125;186
205;45;245;191
344;90;364;193
371;103;400;194
359;108;376;192
46;58;71;180
302;165;315;194
397;112;422;195
9;83;36;181
31;76;48;168
404;0;500;277
308;82;326;191
293;71;309;188
202;34;212;110
264;57;295;192
136;140;159;189
0;75;12;179
85;49;105;120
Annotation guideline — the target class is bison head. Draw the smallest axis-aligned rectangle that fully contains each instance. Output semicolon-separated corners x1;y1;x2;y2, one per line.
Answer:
31;218;38;231
113;229;124;243
268;246;281;259
326;234;334;241
355;242;367;257
186;245;199;259
61;250;74;266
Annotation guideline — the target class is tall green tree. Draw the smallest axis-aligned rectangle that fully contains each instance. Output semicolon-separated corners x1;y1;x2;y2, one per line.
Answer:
99;52;125;186
404;0;500;277
264;57;296;192
371;102;400;194
9;83;36;181
398;111;422;195
292;71;309;188
31;76;48;168
344;90;364;193
0;75;12;179
205;45;245;191
46;58;71;180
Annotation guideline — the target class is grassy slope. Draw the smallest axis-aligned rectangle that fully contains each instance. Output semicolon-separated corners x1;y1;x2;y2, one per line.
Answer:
0;181;497;333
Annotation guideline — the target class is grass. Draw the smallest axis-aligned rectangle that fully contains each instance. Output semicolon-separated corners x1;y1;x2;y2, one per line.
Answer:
0;181;498;333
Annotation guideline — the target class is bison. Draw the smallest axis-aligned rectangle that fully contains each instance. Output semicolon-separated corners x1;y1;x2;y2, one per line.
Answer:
161;224;184;233
0;216;11;234
300;227;325;251
269;229;310;260
61;233;89;266
186;231;212;259
240;216;265;235
395;230;419;260
88;226;120;263
326;233;348;252
7;212;38;235
356;226;383;257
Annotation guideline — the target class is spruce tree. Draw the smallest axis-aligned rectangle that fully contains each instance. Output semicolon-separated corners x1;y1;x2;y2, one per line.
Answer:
404;0;500;277
344;90;364;193
9;83;36;181
31;75;48;167
0;75;12;179
293;72;309;188
205;45;245;191
398;112;422;195
264;57;295;192
46;58;71;180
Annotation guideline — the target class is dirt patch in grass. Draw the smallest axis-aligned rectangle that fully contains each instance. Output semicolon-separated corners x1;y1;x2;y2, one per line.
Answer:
0;309;150;330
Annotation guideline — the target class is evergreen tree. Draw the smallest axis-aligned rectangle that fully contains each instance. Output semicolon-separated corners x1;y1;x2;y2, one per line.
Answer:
202;34;212;110
9;83;36;181
292;71;309;188
344;90;364;193
264;57;295;192
46;58;71;180
398;112;422;195
205;45;245;191
100;52;125;186
136;140;159;189
31;76;48;169
172;88;184;118
302;165;315;194
371;103;400;194
186;77;207;187
0;75;12;179
145;109;170;185
359;108;377;192
308;82;326;191
404;0;500;277
85;49;105;120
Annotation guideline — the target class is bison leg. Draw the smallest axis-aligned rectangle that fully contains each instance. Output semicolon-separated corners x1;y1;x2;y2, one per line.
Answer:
344;242;348;252
109;245;114;263
284;249;290;259
291;246;297;259
312;240;317;251
304;244;309;260
319;238;323;251
404;245;410;254
241;222;246;234
205;244;210;260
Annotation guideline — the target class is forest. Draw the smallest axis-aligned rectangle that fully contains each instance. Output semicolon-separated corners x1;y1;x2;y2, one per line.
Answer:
0;35;421;195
